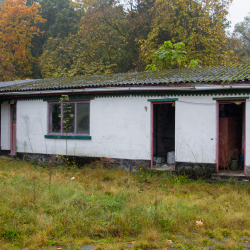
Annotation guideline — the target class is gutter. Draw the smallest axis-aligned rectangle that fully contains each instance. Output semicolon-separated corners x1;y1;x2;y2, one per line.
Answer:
1;84;250;96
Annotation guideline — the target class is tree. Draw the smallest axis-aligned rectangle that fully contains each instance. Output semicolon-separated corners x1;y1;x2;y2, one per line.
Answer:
140;0;235;68
37;0;238;77
25;0;81;78
78;0;133;73
70;0;96;13
37;0;80;40
0;0;7;8
230;13;250;64
0;54;15;81
59;95;74;160
39;0;134;77
39;34;114;78
146;41;201;71
125;0;156;70
0;0;45;78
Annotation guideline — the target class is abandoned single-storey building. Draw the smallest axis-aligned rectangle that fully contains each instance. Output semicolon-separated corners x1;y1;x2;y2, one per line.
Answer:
1;65;250;175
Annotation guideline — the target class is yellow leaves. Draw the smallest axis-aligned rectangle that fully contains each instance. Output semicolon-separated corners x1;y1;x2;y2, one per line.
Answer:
0;53;15;81
140;0;233;67
196;220;203;227
0;0;45;78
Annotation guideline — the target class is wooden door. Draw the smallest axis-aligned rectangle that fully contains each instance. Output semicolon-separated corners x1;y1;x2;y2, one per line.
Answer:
219;117;241;169
10;105;16;155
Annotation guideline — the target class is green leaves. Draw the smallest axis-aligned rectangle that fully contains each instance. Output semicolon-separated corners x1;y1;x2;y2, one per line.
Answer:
189;59;202;69
141;0;235;68
229;13;250;64
59;95;75;135
146;41;201;71
0;0;237;80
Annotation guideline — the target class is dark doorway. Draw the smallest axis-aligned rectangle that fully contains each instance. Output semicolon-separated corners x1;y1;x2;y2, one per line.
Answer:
218;102;244;172
152;103;175;167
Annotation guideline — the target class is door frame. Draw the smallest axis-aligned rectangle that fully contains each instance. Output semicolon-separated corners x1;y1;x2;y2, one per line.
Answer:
10;104;16;155
150;101;176;169
216;100;246;174
0;105;1;152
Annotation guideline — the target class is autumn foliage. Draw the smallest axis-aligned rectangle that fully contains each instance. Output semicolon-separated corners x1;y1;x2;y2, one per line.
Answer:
140;0;235;68
0;0;248;80
0;53;15;81
0;0;45;79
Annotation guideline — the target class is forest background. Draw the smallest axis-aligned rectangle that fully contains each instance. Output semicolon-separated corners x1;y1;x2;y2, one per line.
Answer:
0;0;250;81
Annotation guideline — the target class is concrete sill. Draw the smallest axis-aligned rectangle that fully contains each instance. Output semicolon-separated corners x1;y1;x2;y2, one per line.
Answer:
45;135;91;140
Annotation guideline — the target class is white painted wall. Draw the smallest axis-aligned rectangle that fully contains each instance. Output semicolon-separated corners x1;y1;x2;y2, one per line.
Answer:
175;95;250;166
16;100;48;154
1;102;10;150
1;94;249;167
175;96;217;164
15;97;152;160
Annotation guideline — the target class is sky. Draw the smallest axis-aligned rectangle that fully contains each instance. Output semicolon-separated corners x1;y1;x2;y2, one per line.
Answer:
227;0;250;32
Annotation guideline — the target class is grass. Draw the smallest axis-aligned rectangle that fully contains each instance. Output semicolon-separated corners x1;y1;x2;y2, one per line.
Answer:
0;158;250;249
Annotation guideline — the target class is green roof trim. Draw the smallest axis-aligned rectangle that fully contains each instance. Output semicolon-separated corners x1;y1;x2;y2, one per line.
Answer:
213;97;249;100
147;98;178;102
0;64;250;92
45;135;91;140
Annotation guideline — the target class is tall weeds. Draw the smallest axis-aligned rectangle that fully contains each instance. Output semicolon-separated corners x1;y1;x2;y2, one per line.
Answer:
0;159;250;249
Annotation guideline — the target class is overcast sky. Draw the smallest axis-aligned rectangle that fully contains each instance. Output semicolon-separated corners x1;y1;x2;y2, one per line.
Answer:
227;0;250;32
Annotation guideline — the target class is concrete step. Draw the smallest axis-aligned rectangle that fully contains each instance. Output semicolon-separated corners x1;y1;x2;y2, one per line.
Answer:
211;173;250;182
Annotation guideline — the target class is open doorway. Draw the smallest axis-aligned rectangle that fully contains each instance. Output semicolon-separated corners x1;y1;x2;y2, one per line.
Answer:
218;101;245;173
151;102;175;169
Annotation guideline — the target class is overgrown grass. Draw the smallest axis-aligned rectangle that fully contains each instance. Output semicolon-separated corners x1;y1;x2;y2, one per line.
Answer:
0;158;250;249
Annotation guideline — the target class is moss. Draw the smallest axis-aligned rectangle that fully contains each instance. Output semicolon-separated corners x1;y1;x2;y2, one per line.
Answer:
0;64;250;92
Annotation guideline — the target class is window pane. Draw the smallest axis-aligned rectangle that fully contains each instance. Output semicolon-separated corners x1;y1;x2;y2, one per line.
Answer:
63;103;75;134
77;103;89;134
50;104;61;133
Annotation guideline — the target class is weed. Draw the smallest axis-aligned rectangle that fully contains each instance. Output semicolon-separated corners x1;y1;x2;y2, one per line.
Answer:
2;229;19;241
0;158;249;249
103;175;114;182
221;228;231;237
170;174;190;184
47;239;58;246
205;229;216;238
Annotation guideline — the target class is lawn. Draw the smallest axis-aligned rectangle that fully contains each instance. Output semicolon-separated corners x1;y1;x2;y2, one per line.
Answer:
0;157;250;250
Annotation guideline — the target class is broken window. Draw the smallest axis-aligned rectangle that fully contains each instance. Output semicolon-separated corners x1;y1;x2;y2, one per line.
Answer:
48;101;90;135
49;104;61;133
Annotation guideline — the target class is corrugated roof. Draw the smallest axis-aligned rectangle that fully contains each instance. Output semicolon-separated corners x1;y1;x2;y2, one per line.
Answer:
0;79;37;89
0;64;250;92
